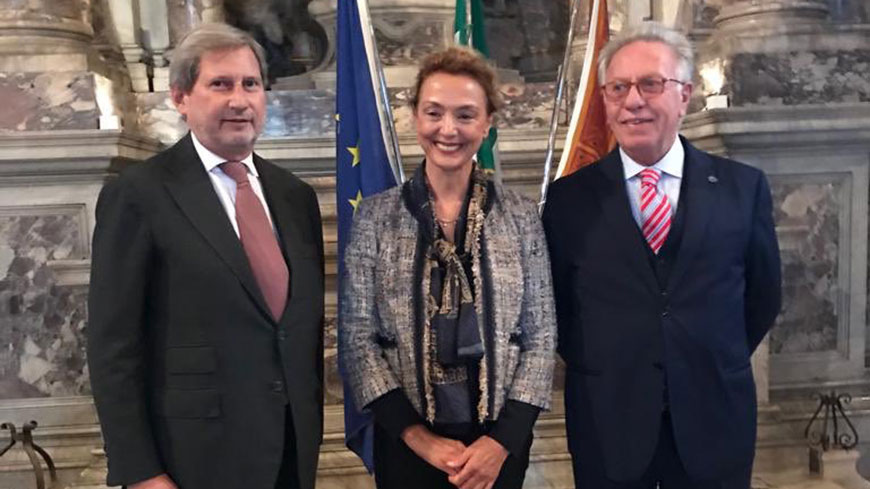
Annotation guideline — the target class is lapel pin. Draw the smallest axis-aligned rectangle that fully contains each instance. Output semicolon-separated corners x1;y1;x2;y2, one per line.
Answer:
707;175;718;184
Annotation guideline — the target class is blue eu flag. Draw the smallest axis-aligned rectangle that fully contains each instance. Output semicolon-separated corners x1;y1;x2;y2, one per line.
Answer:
336;0;399;473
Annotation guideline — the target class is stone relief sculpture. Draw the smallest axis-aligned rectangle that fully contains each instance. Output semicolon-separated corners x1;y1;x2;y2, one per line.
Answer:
224;0;327;81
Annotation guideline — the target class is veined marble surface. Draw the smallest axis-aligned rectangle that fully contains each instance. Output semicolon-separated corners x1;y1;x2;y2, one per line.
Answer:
769;178;841;355
729;50;870;106
0;0;91;23
0;211;90;399
375;16;447;67
136;81;557;145
0;72;98;131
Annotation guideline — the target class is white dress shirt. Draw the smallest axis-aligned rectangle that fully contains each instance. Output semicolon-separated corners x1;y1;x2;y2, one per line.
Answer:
191;132;276;237
621;137;684;227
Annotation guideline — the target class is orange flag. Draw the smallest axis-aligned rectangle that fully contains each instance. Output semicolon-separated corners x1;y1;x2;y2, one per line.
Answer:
555;0;615;179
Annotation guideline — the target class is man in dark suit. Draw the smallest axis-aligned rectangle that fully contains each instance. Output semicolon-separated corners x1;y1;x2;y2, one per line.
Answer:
542;22;781;489
87;23;323;489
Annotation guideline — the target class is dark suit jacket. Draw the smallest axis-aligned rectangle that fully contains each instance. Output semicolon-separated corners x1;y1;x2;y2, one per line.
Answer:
87;134;324;489
542;138;781;481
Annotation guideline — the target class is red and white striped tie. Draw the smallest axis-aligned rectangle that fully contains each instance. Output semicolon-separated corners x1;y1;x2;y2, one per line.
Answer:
639;168;672;254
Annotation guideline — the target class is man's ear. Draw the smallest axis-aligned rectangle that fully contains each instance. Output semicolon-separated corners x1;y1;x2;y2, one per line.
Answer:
681;81;694;104
170;86;188;120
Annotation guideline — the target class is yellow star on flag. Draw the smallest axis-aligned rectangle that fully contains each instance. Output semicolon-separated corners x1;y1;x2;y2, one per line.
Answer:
347;145;360;167
349;190;363;213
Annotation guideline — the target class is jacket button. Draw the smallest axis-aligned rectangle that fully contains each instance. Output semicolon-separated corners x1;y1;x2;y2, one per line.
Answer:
277;329;287;341
652;362;664;370
271;380;284;393
661;309;670;318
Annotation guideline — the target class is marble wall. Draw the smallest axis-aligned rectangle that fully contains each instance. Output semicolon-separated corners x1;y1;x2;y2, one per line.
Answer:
0;73;98;131
0;208;91;400
2;0;92;23
136;81;557;144
769;178;842;355
728;50;870;106
375;15;447;67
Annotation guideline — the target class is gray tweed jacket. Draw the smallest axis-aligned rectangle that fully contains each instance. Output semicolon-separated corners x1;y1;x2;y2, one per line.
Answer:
339;181;556;421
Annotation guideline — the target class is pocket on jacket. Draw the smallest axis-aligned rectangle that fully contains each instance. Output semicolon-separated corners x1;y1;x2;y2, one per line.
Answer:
157;389;222;419
377;334;401;372
166;346;217;374
505;342;521;384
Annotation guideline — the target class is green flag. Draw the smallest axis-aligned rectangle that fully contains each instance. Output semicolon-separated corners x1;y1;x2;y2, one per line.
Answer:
454;0;499;178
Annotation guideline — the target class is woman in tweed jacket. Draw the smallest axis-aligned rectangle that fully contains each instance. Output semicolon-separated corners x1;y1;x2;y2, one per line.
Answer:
339;46;556;489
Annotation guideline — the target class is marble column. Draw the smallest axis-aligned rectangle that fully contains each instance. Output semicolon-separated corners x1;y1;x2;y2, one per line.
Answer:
0;0;94;73
714;0;829;33
106;0;150;92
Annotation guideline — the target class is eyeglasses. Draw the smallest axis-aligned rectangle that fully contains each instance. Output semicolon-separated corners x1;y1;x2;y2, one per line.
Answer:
601;77;687;101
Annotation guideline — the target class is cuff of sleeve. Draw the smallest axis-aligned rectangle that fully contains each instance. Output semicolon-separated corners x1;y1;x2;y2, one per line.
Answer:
368;388;424;440
488;400;541;457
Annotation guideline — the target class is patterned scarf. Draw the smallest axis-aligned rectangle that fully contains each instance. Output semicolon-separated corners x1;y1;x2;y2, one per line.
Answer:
404;163;490;424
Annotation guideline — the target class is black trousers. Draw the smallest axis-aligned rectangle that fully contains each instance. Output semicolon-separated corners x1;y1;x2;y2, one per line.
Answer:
373;422;532;489
572;412;752;489
274;405;301;489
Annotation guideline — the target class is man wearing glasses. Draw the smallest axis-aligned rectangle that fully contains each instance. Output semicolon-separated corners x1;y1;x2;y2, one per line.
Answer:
542;22;781;489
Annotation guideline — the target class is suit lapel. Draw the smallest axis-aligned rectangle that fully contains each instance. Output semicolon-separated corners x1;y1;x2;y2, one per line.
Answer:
162;134;274;322
595;151;659;294
666;139;718;294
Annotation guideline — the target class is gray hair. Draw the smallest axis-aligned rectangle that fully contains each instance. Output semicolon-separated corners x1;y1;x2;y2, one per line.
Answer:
170;23;268;93
597;21;694;82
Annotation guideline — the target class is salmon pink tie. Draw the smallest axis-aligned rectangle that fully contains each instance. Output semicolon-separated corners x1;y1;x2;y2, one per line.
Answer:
639;168;672;254
220;161;289;320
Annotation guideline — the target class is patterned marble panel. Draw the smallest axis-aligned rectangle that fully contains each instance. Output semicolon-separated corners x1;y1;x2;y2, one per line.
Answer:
728;50;870;106
135;92;187;145
498;81;557;130
768;177;842;355
136;81;556;144
374;16;447;67
0;72;98;131
0;206;90;399
264;89;336;138
390;81;556;134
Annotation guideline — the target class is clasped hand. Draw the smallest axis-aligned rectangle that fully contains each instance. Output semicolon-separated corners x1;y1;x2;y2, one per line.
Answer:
401;425;508;489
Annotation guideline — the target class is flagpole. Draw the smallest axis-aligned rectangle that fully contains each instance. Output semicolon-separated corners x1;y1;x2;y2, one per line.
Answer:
491;139;503;186
538;0;584;213
466;0;473;44
357;0;406;183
